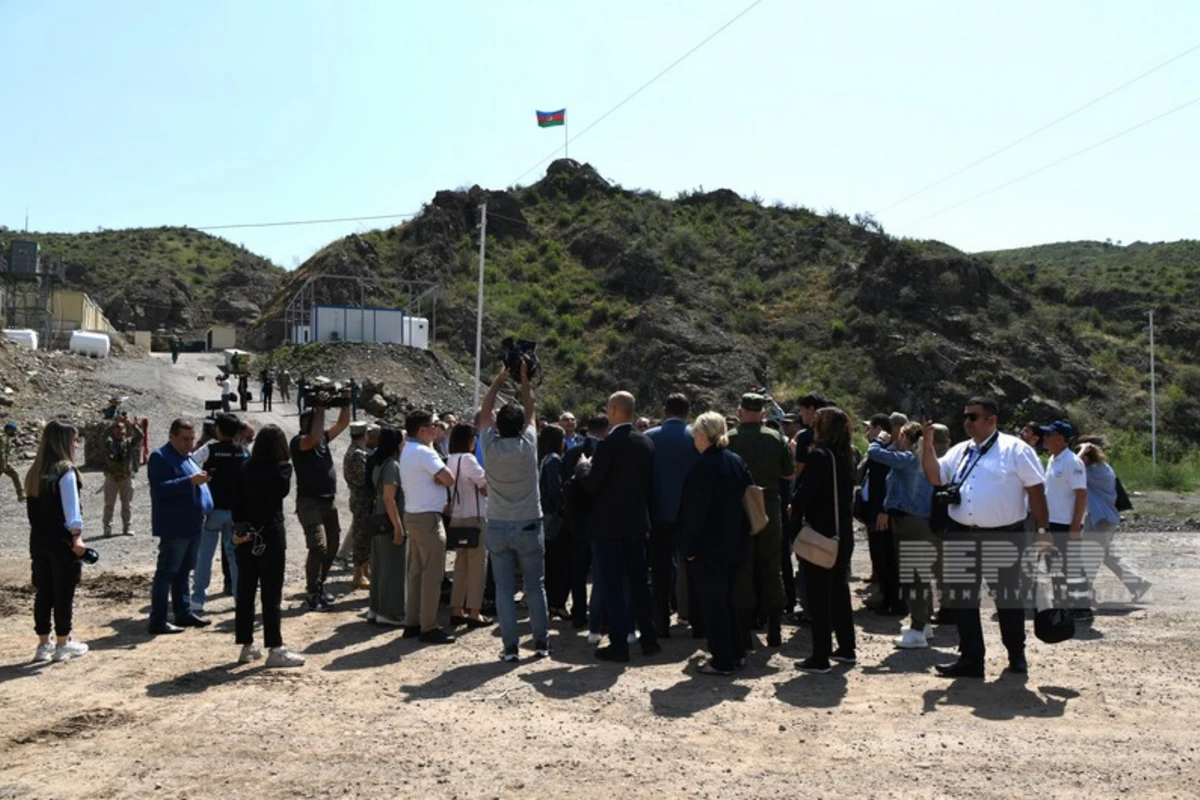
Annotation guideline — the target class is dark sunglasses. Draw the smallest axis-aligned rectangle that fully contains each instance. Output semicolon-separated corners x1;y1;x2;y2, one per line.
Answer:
963;412;982;421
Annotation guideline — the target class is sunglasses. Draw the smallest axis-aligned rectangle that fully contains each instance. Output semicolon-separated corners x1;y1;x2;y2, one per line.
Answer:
963;413;982;421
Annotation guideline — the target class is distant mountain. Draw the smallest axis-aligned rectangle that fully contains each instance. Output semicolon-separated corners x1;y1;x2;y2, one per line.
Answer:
0;226;286;332
232;160;1194;451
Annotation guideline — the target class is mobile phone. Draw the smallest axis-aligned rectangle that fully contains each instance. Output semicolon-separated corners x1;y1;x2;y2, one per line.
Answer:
919;403;931;422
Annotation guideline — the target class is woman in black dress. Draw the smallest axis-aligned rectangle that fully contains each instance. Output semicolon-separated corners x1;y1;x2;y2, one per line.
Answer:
231;424;304;667
791;406;857;673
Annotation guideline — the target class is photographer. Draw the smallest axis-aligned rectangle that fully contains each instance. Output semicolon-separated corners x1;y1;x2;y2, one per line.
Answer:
291;386;353;612
921;396;1049;679
102;416;143;537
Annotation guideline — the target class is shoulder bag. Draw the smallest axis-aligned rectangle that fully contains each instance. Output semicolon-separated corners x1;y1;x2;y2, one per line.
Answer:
743;484;769;535
792;449;840;569
447;457;483;549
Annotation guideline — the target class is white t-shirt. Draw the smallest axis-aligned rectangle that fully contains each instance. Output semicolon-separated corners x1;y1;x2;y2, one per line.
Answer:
447;453;487;518
936;431;1045;528
220;378;231;398
1044;448;1087;525
399;441;450;514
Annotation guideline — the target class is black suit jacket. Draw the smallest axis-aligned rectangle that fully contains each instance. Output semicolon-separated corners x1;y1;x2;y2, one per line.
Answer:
584;424;655;540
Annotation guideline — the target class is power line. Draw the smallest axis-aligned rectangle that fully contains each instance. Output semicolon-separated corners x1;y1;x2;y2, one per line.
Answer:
878;41;1200;214
509;0;765;186
903;92;1200;228
195;212;420;231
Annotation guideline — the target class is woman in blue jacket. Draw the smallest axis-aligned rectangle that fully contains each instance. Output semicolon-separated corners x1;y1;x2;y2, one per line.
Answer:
680;412;754;676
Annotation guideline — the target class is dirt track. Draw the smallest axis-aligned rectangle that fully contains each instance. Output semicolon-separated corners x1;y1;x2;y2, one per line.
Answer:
1;354;1198;799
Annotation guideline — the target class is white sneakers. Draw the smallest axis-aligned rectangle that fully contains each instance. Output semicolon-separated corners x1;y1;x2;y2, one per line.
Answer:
374;614;403;627
33;642;55;663
52;638;89;662
238;643;264;663
894;627;930;650
265;647;305;668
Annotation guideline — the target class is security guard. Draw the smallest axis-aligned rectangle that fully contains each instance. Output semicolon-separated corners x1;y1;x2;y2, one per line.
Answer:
727;392;794;648
921;396;1049;679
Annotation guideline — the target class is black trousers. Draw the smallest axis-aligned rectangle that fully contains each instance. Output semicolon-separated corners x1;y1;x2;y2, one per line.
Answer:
781;521;797;612
235;541;285;648
569;524;592;624
32;546;81;637
262;388;273;412
944;522;1027;664
545;529;572;609
649;521;679;634
801;534;856;661
593;536;657;655
695;557;743;671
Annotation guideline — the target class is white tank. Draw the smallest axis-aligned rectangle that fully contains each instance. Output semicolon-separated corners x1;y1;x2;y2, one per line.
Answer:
69;330;111;358
3;329;39;350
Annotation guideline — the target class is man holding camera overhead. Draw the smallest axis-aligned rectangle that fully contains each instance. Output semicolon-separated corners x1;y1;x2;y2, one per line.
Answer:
291;384;353;612
921;396;1049;679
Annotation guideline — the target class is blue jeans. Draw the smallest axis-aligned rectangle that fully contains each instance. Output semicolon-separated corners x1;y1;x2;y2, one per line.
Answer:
192;509;236;611
151;535;202;626
486;518;549;649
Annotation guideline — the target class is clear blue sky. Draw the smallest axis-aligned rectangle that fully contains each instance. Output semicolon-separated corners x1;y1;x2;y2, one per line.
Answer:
2;0;1196;267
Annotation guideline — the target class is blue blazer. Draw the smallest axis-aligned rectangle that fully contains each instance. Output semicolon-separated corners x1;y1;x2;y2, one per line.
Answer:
148;443;213;539
645;418;699;524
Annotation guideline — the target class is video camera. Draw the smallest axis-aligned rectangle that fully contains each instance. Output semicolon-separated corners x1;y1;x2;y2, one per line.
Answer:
301;377;351;409
499;337;540;379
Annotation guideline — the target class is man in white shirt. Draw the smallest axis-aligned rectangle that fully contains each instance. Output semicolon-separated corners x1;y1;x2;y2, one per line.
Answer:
922;396;1050;679
399;409;456;645
1039;420;1094;622
219;374;232;413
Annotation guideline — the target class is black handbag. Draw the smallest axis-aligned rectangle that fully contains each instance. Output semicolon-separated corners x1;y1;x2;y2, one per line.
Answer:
1033;553;1076;644
446;458;482;549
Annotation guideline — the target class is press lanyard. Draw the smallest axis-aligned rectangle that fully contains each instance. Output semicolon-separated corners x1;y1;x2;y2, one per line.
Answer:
952;431;999;486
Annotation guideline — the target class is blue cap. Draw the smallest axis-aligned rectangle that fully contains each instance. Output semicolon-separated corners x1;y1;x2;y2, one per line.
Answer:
1038;420;1074;440
3;422;17;432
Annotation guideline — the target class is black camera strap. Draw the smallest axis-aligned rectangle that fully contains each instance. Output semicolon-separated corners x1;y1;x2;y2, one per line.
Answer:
951;430;999;488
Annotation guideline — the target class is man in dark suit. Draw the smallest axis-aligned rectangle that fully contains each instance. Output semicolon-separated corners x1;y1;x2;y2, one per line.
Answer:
581;391;659;663
147;419;214;634
564;414;607;633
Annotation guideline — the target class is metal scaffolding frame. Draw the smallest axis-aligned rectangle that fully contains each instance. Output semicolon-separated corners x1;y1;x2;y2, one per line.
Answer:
282;273;438;347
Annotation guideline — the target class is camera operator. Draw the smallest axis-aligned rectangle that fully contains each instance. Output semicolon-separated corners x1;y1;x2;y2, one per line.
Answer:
921;396;1049;679
291;386;353;611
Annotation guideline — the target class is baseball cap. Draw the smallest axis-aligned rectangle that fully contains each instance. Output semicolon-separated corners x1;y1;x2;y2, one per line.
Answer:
1038;420;1074;440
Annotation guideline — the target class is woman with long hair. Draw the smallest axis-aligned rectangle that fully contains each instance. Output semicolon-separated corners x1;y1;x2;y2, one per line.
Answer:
791;406;857;673
368;427;407;626
679;412;755;675
1078;442;1151;601
26;420;88;663
231;424;304;667
537;424;569;620
447;423;490;627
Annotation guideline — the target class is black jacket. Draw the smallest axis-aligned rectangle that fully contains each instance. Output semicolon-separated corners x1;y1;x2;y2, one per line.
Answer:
793;448;854;542
584;424;655;540
232;461;292;549
679;446;753;564
861;456;890;519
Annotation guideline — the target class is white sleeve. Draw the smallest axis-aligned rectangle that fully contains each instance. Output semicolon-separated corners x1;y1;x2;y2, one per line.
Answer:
1068;454;1088;491
936;445;961;486
422;447;444;476
465;455;487;489
1015;442;1046;487
58;471;84;532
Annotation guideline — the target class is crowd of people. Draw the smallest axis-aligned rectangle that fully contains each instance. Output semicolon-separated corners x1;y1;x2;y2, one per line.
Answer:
21;369;1151;678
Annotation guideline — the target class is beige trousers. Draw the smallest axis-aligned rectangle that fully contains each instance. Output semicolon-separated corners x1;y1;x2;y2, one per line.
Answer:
404;512;447;632
450;524;488;610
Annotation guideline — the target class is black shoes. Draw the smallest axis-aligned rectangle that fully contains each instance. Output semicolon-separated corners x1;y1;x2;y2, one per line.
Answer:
829;649;857;665
402;625;421;639
934;660;985;679
594;646;630;663
767;614;782;647
176;615;211;628
795;657;832;674
419;628;456;645
641;641;662;657
149;622;184;635
1006;657;1029;675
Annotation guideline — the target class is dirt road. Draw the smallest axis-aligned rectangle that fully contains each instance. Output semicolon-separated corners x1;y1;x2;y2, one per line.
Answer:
0;354;1198;798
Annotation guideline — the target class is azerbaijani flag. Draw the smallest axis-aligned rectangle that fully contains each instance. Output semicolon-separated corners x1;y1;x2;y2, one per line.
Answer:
536;109;566;128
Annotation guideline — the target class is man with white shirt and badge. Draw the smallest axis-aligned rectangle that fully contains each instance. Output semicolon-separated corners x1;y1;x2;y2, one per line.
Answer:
1039;420;1094;623
921;396;1050;679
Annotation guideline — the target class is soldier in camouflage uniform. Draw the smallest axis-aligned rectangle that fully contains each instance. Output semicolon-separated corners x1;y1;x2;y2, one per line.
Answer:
342;422;374;589
727;393;794;649
1;422;25;502
103;417;144;536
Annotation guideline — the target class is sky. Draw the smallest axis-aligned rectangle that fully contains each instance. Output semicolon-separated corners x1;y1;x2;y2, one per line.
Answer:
2;0;1197;268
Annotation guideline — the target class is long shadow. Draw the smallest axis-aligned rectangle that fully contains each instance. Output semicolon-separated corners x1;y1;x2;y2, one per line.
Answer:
852;608;908;636
519;664;619;700
860;647;948;675
0;660;52;686
304;619;397;655
650;665;752;718
399;661;511;701
145;663;240;697
323;640;404;672
84;616;156;652
1072;624;1105;641
774;671;849;709
921;679;1081;720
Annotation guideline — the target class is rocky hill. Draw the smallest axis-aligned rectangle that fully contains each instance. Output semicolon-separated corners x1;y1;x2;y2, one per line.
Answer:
0;226;285;332
243;160;1196;451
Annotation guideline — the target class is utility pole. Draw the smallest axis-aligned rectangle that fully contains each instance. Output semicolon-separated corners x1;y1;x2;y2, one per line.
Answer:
473;203;487;409
1148;309;1157;475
